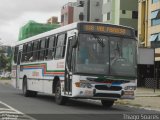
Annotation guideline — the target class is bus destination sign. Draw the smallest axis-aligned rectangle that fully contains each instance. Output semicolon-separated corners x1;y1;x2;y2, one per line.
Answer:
79;23;134;37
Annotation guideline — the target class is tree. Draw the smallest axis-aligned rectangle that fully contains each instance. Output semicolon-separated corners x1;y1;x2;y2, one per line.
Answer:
0;49;10;71
5;56;12;71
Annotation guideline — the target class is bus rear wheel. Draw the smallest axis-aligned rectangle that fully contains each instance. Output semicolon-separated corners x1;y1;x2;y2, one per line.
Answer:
23;77;37;97
101;100;114;108
55;81;67;105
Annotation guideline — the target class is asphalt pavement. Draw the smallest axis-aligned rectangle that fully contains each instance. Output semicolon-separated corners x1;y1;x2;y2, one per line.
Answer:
0;83;160;120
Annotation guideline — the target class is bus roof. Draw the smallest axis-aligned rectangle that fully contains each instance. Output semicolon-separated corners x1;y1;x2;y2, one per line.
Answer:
15;21;135;46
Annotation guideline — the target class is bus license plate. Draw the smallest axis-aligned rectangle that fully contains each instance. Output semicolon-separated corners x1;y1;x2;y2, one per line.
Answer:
124;91;134;96
84;90;92;95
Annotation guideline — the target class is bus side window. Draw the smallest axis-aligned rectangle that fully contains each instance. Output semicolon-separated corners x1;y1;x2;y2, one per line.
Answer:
47;36;55;60
55;34;67;59
22;44;27;62
45;37;49;59
22;45;25;62
27;42;33;62
33;41;39;61
14;46;19;63
39;39;45;61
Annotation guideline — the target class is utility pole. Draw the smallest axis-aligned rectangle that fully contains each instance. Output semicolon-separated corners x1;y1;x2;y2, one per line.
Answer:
87;0;90;21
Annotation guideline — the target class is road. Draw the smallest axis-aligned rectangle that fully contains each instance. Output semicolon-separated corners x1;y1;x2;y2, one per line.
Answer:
0;83;159;120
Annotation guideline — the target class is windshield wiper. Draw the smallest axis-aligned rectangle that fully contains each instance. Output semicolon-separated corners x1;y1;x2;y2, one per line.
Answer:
92;34;105;47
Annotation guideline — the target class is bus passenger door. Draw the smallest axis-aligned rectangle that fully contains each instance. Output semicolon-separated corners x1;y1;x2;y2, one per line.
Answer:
16;51;22;89
65;36;76;95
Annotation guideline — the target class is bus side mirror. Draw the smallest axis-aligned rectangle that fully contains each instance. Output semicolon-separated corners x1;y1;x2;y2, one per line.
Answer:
71;36;78;48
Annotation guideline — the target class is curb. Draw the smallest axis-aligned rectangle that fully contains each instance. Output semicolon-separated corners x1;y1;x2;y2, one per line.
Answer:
135;95;160;97
115;103;160;112
84;99;160;112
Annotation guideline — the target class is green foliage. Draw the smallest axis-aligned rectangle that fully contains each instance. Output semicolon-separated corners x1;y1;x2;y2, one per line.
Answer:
18;20;60;40
0;49;12;71
0;77;11;80
5;56;12;71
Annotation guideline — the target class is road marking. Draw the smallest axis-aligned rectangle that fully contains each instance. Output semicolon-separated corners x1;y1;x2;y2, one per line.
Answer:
0;101;22;114
0;101;36;120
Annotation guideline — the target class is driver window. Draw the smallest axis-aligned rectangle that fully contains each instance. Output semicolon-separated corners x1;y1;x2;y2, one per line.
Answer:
110;37;122;64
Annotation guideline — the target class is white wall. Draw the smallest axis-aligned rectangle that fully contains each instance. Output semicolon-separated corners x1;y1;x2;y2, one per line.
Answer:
90;0;103;22
73;6;84;22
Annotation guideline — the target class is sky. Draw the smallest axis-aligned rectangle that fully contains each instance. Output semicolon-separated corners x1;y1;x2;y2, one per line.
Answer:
0;0;76;46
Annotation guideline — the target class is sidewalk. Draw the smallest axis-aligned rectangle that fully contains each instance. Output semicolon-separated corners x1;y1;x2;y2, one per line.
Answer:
116;88;160;111
136;87;160;97
0;80;11;85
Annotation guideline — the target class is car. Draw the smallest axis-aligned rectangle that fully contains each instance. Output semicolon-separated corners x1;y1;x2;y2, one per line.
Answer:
0;71;4;77
4;72;11;78
0;72;11;78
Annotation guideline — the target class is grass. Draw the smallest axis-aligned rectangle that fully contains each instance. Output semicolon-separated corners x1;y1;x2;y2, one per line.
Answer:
115;100;143;108
0;77;11;80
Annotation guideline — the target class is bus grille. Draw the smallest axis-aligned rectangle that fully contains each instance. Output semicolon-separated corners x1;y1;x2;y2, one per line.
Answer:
95;85;122;91
94;93;121;98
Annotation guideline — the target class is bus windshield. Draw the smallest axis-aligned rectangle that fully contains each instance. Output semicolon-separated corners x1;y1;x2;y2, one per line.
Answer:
75;34;137;77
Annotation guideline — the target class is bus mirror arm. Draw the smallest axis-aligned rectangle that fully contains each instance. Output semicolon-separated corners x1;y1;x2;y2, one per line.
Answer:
66;64;72;76
71;36;78;48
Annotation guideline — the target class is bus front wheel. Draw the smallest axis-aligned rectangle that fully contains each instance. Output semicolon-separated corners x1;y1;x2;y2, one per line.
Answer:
101;100;114;108
55;81;67;105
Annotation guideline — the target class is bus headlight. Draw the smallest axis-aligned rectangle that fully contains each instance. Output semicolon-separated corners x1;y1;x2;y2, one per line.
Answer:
86;83;92;88
80;83;86;88
124;86;136;90
75;82;92;89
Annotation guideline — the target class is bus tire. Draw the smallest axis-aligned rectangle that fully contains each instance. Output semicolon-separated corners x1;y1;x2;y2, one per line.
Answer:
30;91;37;97
55;81;67;105
23;77;37;97
101;100;114;108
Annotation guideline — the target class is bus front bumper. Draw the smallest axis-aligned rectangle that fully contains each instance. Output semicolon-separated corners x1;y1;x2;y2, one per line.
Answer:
71;88;135;100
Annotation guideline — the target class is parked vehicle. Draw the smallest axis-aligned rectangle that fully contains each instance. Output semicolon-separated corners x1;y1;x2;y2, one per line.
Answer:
0;72;11;78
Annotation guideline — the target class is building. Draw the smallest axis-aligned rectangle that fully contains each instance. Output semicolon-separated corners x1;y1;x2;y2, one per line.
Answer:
61;2;75;26
138;0;160;54
47;16;58;24
76;0;103;22
61;0;103;26
61;1;85;26
82;0;103;22
102;0;138;35
138;0;160;89
73;1;84;22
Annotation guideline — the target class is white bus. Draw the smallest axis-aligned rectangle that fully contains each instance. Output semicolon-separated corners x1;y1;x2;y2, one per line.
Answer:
12;22;137;107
